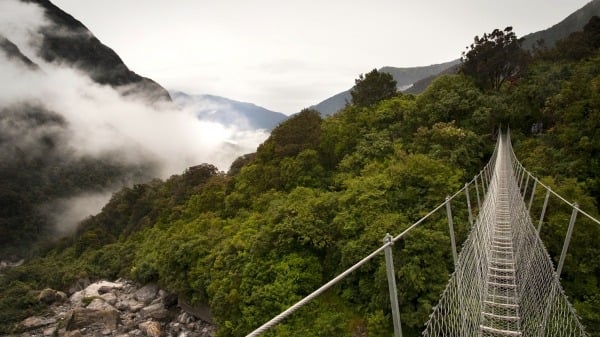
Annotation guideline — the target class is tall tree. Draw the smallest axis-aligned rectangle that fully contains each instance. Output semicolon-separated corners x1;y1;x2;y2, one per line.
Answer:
350;69;398;107
461;27;529;91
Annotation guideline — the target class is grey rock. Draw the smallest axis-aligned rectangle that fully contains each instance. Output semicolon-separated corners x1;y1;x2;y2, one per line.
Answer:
18;279;216;337
139;321;163;337
116;300;129;311
65;307;119;331
101;292;118;306
134;284;159;305
128;299;145;313
98;285;113;294
43;326;56;336
21;316;57;330
128;329;143;337
86;298;115;311
178;312;193;325
68;278;90;295
38;288;67;304
64;329;82;337
141;302;169;320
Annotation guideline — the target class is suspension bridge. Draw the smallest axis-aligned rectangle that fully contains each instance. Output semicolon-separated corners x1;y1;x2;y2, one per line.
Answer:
246;132;593;337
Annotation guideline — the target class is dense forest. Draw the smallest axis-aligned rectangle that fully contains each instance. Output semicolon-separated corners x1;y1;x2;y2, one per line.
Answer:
1;17;600;337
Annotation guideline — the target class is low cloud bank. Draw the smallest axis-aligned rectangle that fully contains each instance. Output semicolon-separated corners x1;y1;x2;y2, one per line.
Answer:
0;0;269;236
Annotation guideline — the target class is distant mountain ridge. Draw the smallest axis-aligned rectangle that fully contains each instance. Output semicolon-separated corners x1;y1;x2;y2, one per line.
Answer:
312;0;600;116
170;91;288;130
522;0;600;49
312;60;460;116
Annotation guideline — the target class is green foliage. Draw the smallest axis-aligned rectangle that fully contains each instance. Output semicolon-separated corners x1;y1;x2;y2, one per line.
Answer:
350;69;398;107
257;109;322;163
462;27;529;90
3;20;600;337
0;281;49;333
550;16;600;61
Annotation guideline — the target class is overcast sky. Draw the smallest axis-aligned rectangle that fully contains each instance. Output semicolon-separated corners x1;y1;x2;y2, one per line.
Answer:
51;0;591;114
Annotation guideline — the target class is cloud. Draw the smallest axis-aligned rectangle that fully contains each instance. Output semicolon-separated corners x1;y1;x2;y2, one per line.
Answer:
0;0;47;61
41;191;114;236
0;52;267;174
0;0;270;235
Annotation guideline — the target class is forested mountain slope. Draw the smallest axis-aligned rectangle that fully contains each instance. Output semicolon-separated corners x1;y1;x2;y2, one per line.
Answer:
2;16;600;336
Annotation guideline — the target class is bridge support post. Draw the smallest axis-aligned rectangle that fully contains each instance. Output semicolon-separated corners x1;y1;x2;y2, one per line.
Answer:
519;168;526;192
384;234;403;337
537;189;551;233
528;180;537;213
480;172;487;195
446;196;458;267
475;177;481;209
465;183;473;226
523;173;530;196
556;204;578;278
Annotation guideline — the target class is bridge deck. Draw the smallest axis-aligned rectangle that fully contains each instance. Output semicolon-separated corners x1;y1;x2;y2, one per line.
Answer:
480;138;522;336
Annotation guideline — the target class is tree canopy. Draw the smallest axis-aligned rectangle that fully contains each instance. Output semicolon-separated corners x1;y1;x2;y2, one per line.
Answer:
2;18;600;337
350;69;398;107
461;27;529;91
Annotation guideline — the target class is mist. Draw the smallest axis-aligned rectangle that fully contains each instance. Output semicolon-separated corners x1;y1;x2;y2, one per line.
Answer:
41;191;113;236
0;0;270;237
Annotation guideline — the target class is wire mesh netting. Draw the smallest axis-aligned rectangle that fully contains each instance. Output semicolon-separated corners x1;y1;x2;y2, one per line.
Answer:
422;134;587;337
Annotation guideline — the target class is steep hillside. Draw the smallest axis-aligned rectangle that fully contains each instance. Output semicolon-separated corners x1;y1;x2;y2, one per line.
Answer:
0;0;173;257
522;0;600;49
379;60;461;89
403;63;461;94
26;0;171;102
1;4;600;337
170;92;288;130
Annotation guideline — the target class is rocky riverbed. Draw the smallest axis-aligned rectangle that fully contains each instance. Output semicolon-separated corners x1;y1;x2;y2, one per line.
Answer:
12;279;215;337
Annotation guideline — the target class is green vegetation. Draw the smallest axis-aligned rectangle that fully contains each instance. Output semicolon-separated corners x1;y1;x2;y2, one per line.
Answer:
350;69;398;107
461;26;529;91
1;16;600;337
0;105;154;258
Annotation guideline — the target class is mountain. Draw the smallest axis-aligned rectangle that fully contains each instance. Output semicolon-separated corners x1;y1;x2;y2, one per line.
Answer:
2;1;600;336
170;91;288;130
313;1;600;116
403;63;461;94
0;0;174;257
522;0;600;50
312;59;460;116
25;0;171;102
0;36;39;69
378;60;461;89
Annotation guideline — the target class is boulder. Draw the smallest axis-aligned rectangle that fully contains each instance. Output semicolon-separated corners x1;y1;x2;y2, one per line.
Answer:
140;302;169;320
64;307;119;331
38;288;67;304
98;285;114;294
134;283;159;305
67;278;90;295
128;299;145;312
139;321;163;337
70;280;124;306
86;298;115;311
101;291;118;305
21;316;57;330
